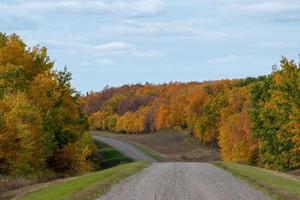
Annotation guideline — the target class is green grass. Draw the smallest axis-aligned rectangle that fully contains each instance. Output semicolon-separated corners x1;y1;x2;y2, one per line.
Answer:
17;161;149;200
214;162;300;200
90;140;133;170
93;131;165;162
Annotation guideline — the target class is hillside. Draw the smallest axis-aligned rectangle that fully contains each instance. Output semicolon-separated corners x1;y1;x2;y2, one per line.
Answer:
83;58;300;172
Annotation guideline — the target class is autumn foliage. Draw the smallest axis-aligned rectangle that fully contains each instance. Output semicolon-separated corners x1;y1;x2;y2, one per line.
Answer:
83;59;300;171
0;33;93;176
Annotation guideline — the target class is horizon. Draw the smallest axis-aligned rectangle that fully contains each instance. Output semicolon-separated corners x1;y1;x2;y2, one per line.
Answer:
1;0;300;92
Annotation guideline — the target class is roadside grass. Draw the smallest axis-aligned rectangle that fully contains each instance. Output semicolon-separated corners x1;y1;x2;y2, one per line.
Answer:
214;162;300;200
1;140;134;200
16;161;149;200
90;140;133;170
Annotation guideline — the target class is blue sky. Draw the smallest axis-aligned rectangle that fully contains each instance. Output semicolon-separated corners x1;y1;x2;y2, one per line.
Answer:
1;0;300;92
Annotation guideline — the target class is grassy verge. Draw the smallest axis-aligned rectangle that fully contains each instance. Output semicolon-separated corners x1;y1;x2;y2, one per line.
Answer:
90;140;133;170
214;162;300;200
16;161;149;200
93;131;165;162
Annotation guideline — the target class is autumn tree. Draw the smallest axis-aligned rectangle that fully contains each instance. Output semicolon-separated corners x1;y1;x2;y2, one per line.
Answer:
219;87;258;164
82;56;299;172
0;93;44;175
250;58;300;171
0;33;93;176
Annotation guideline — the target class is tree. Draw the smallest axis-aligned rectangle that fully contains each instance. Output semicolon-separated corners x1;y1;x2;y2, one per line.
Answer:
219;87;258;164
250;58;300;171
0;93;44;175
0;33;93;176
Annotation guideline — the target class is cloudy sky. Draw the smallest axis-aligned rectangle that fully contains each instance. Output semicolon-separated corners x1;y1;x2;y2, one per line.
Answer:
1;0;300;92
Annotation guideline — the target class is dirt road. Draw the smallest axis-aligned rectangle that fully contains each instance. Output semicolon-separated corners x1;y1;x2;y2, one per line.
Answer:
93;135;156;162
94;135;270;200
98;162;271;200
95;131;220;162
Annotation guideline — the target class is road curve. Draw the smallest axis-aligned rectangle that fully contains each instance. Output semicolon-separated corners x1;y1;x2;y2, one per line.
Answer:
93;135;156;162
98;162;271;200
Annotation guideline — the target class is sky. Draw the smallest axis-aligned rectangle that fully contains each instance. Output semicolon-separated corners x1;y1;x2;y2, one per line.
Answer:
1;0;300;93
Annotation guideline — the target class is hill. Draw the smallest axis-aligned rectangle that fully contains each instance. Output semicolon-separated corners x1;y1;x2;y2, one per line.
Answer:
83;57;300;172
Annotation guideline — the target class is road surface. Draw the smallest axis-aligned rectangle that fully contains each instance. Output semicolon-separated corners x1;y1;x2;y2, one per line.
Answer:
93;135;156;162
94;135;271;200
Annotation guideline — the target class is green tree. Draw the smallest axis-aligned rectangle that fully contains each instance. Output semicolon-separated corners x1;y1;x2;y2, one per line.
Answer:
250;58;300;171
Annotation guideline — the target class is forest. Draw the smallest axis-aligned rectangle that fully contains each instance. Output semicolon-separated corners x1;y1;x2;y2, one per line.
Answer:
0;32;299;178
83;58;300;172
0;33;94;176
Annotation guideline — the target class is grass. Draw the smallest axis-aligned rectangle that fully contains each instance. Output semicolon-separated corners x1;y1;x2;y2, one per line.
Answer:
16;161;149;200
1;140;133;200
93;131;165;162
214;161;300;200
90;140;133;170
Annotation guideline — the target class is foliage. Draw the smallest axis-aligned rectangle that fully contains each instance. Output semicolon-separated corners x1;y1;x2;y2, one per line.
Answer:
219;87;258;164
83;57;300;171
0;93;44;175
250;58;300;171
0;33;93;176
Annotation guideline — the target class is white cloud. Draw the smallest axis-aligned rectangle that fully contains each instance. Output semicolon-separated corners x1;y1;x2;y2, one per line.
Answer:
93;42;164;58
42;39;89;50
224;1;300;20
95;59;115;65
135;50;164;58
227;1;300;13
40;39;164;58
256;41;295;48
206;54;253;64
0;0;164;17
97;19;226;39
95;42;134;52
80;59;115;67
135;0;164;16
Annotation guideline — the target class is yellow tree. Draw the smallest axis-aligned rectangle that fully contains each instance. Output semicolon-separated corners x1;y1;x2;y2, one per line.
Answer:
0;93;44;175
219;87;258;164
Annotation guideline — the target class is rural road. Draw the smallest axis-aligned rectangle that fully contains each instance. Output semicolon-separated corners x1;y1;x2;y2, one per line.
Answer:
94;135;271;200
93;135;156;162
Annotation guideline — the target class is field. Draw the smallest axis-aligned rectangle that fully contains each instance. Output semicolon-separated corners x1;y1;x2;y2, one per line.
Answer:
95;130;220;162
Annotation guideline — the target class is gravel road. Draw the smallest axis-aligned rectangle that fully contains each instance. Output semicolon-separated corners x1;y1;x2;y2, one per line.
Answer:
98;162;271;200
93;135;156;162
94;135;270;200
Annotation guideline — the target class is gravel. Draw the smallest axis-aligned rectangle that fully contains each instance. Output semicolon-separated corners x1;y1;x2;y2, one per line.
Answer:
98;162;271;200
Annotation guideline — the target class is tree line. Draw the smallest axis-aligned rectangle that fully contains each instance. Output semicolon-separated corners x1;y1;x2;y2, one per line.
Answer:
83;58;299;171
0;33;93;176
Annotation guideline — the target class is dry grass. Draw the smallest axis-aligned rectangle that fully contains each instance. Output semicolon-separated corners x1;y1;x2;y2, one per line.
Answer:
0;172;65;199
289;168;300;176
0;176;32;194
